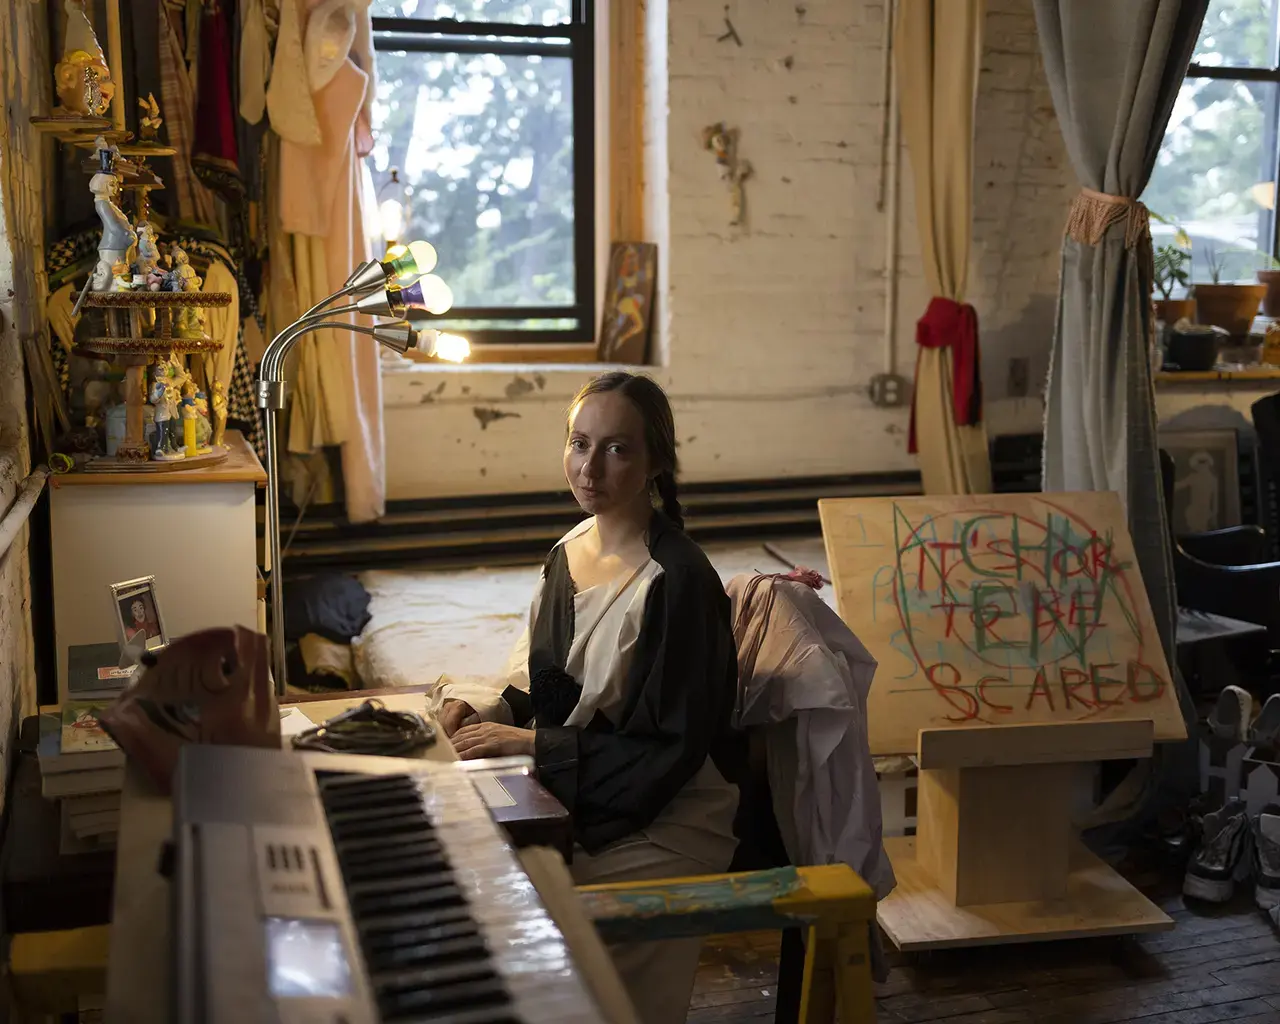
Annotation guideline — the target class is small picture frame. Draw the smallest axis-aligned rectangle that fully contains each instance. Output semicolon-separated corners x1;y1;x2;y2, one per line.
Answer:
109;576;168;652
1158;427;1243;535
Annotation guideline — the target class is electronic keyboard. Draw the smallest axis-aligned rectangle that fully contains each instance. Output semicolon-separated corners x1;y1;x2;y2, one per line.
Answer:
172;744;608;1023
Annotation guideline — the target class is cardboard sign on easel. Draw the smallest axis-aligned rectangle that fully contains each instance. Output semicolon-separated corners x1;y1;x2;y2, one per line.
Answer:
819;493;1187;950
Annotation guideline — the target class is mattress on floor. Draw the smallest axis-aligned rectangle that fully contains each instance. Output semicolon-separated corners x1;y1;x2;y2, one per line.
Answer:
351;538;834;691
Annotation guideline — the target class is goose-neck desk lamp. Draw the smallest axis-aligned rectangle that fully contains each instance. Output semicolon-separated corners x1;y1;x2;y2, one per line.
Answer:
256;241;468;694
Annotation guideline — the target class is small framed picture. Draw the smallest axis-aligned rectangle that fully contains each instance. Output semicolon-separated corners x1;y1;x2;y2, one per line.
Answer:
1158;427;1243;535
109;576;168;652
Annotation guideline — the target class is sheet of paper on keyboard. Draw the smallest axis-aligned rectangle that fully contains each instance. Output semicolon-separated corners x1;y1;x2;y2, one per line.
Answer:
472;773;518;809
278;706;314;738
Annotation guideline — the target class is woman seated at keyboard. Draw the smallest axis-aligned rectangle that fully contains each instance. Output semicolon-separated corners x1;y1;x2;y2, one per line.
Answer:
435;371;740;1024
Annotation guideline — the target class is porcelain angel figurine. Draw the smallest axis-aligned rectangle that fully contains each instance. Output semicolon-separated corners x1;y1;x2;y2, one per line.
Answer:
137;93;163;143
134;222;160;278
167;247;208;339
54;0;115;118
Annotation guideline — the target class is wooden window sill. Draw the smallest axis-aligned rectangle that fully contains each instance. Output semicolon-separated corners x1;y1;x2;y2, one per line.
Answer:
402;344;643;366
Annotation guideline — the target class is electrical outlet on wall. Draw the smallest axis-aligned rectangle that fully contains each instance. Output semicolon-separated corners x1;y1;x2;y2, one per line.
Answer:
1007;357;1030;398
869;373;909;408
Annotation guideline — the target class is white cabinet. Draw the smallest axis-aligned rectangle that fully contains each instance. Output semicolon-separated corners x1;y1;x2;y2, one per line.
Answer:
50;431;265;702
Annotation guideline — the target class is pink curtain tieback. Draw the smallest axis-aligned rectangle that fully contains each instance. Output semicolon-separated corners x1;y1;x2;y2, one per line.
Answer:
1065;187;1150;249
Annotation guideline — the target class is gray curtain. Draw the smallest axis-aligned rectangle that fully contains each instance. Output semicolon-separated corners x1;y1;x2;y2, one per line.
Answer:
1033;1;1208;825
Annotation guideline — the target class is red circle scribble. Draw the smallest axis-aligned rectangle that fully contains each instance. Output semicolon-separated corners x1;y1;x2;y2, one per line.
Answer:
890;502;1147;724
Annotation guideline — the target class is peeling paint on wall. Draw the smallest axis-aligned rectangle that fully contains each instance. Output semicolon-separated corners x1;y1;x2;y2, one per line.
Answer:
504;377;536;399
473;407;522;430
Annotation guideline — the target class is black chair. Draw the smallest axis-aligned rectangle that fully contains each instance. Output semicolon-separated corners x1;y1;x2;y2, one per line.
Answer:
1161;449;1280;687
1252;393;1280;561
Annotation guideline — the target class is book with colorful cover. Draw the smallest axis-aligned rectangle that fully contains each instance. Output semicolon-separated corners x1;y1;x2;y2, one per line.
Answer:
60;700;118;755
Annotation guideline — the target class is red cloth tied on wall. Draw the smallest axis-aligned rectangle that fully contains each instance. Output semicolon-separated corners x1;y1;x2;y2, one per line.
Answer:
907;297;983;455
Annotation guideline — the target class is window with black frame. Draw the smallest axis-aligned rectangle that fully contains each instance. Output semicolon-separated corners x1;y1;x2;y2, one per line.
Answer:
1145;0;1280;284
369;1;595;345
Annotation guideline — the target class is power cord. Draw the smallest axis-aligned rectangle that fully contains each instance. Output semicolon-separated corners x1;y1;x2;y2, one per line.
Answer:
291;698;436;756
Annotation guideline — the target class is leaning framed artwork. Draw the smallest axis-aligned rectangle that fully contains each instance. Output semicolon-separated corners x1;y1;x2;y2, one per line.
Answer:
1158;427;1242;535
109;575;168;652
597;242;657;364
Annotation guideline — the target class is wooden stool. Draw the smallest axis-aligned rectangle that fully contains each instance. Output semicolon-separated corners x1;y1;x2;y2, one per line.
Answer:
577;864;877;1023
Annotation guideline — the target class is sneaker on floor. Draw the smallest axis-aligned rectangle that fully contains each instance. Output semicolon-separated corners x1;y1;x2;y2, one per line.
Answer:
1209;686;1253;744
1249;694;1280;752
1184;797;1252;903
1254;804;1280;915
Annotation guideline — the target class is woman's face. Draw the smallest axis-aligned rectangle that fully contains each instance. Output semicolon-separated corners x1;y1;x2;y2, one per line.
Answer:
130;599;146;624
564;391;652;518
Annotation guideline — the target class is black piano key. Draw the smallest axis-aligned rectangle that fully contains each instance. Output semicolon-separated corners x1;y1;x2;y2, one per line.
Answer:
341;841;448;871
363;918;478;952
376;974;511;1019
392;1009;520;1024
358;905;476;937
331;830;439;857
329;810;439;841
343;852;452;884
350;883;466;917
366;934;490;972
348;869;457;900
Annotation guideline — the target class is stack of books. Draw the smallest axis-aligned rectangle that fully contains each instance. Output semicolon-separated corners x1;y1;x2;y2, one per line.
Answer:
37;642;134;853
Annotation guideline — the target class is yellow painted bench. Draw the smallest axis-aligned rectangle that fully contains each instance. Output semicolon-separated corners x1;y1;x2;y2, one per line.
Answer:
577;863;876;1023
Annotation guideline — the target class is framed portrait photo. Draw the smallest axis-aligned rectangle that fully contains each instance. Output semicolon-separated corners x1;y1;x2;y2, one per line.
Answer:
1158;427;1243;535
109;576;168;652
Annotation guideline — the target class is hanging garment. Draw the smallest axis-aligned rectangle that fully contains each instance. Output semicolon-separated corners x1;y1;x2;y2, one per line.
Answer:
265;0;322;145
274;1;384;523
192;0;243;201
158;2;220;225
726;572;895;900
239;0;273;124
197;258;241;404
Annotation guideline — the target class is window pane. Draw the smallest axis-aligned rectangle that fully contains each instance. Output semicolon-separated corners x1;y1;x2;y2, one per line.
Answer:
371;50;576;311
1145;78;1279;285
371;0;571;25
1192;0;1278;69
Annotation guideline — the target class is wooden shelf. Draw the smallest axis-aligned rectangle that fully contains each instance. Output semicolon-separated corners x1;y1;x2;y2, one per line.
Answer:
50;431;266;487
876;837;1173;951
1156;366;1280;383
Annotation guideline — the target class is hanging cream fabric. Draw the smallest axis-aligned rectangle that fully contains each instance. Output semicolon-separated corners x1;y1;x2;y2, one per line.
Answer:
239;0;272;125
266;0;322;146
275;0;384;524
198;259;241;404
895;0;992;496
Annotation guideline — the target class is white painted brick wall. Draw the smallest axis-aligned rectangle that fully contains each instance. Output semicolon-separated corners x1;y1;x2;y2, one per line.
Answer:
0;0;50;817
382;0;1074;499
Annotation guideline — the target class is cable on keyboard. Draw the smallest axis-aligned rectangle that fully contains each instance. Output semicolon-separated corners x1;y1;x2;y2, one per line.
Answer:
290;699;437;756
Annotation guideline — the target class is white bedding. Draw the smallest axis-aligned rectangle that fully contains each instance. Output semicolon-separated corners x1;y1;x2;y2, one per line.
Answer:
352;537;833;691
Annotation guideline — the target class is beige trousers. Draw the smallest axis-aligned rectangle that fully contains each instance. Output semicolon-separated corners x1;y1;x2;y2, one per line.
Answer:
571;838;713;1024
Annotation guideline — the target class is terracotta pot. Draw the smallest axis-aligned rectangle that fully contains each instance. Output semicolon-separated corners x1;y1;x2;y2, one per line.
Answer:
1192;283;1267;338
1154;297;1196;324
1259;269;1280;317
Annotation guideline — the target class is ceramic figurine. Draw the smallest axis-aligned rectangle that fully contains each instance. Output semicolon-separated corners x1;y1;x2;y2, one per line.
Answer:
167;247;208;339
137;94;163;143
134;222;160;278
54;0;115;118
193;390;213;453
148;361;185;460
211;380;228;449
180;384;199;458
90;170;135;290
701;122;752;227
109;260;133;291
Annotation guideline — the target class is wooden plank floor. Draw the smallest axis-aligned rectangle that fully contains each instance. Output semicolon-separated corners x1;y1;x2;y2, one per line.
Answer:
688;865;1280;1022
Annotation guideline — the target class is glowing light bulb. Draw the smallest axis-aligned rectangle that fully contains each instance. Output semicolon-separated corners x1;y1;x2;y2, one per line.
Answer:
415;274;453;315
384;239;437;283
384;243;408;260
378;198;405;245
433;332;470;363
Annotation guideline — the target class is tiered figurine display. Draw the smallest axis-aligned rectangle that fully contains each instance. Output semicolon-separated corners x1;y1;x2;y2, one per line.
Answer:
69;136;231;470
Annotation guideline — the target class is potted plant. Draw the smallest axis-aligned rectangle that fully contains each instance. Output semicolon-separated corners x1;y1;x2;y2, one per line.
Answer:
1154;242;1194;323
1257;252;1280;317
1192;245;1267;338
